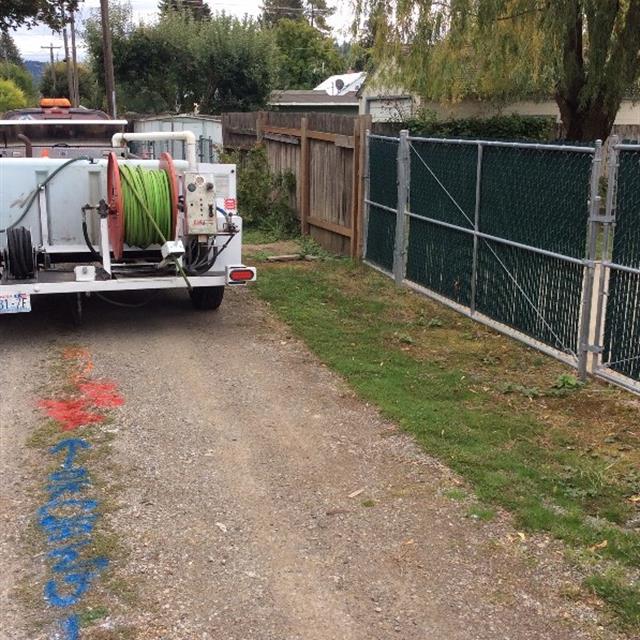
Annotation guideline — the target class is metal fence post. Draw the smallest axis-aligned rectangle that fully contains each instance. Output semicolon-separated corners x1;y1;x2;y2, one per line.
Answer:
592;135;619;371
578;139;603;380
470;143;483;315
362;130;371;261
393;130;410;285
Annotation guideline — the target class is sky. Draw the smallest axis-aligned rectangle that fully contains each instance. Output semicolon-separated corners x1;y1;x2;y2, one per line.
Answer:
13;0;354;62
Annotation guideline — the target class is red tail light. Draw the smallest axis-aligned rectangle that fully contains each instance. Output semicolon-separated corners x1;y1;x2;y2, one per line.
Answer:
229;268;255;282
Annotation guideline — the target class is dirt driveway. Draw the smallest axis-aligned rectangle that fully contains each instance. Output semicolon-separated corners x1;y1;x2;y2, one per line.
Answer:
0;288;624;639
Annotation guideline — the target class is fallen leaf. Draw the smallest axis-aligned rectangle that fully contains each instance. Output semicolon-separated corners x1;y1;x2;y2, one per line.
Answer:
588;540;608;552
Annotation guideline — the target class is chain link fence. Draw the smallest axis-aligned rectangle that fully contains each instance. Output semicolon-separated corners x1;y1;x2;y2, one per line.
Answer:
364;131;608;383
595;141;640;391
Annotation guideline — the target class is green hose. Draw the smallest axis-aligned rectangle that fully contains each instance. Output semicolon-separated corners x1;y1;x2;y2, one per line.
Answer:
118;163;192;291
119;164;173;248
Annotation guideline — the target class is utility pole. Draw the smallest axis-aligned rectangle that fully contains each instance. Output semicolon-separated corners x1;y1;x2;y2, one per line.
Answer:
62;20;75;105
70;9;80;106
100;0;117;117
41;43;62;94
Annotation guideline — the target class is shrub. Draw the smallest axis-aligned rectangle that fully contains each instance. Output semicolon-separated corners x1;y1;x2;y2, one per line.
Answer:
0;78;27;113
223;144;297;237
405;111;557;142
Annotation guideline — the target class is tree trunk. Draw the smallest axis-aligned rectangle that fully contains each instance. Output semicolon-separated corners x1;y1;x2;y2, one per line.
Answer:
556;91;619;142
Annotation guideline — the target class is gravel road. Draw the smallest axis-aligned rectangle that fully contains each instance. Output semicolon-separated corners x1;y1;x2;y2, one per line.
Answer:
0;287;625;639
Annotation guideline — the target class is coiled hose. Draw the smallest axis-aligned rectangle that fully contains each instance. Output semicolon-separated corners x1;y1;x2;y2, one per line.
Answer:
118;164;173;248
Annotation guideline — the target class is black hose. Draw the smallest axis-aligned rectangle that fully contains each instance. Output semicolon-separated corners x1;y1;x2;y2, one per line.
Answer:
0;156;93;234
82;219;103;263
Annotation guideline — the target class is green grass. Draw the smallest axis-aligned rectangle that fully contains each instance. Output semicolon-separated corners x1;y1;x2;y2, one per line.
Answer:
254;260;640;631
243;226;286;245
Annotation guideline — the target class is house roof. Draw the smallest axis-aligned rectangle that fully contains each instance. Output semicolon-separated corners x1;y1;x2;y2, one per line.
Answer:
268;90;359;107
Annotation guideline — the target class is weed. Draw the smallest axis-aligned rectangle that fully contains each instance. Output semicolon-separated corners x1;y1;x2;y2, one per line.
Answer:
362;499;376;508
553;374;584;390
467;504;496;521
443;488;467;502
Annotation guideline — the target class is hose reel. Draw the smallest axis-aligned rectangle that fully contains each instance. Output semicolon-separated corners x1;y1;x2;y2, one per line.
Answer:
5;227;35;280
106;152;178;260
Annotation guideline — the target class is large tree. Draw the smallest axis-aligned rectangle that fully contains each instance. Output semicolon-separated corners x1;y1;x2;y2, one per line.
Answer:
158;0;211;21
262;0;305;26
306;0;334;34
362;0;640;141
0;32;23;63
274;18;343;89
85;8;277;113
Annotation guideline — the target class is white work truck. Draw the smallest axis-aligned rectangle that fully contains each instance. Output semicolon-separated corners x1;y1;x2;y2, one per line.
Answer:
0;100;255;316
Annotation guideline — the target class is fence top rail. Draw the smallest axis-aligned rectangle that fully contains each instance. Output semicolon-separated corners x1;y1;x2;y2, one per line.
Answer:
615;143;640;151
368;133;400;142
405;135;598;153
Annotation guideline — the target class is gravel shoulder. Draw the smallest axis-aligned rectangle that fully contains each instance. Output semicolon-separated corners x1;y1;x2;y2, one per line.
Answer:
0;287;628;639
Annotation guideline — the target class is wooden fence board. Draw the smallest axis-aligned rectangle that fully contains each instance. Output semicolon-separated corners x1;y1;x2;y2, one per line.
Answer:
222;111;372;257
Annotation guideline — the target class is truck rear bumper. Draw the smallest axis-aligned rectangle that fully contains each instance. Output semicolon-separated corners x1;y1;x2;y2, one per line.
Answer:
0;271;250;296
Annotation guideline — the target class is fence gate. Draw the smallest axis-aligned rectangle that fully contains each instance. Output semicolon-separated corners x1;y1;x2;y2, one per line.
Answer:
364;131;602;377
593;140;640;393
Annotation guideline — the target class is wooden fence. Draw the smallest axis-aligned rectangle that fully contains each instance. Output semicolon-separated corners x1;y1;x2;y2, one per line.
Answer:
222;111;372;257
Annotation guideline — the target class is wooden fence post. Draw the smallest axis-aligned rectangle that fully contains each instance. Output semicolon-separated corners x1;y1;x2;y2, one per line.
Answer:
256;111;266;144
300;117;311;235
350;117;362;258
356;115;372;258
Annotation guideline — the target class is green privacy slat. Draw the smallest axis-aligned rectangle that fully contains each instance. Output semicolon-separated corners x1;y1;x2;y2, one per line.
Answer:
402;140;592;356
406;217;473;306
369;137;398;209
367;206;396;272
366;137;398;271
475;241;584;354
603;149;640;381
410;141;477;228
479;146;592;258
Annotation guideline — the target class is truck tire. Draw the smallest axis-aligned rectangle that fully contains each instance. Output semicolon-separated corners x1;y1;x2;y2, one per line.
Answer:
190;286;224;311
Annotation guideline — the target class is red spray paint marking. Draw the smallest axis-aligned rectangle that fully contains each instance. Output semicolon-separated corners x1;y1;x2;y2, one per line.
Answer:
77;382;124;409
38;399;104;431
39;349;124;432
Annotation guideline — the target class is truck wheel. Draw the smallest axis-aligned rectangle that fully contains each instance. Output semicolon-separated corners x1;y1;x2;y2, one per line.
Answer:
190;286;224;311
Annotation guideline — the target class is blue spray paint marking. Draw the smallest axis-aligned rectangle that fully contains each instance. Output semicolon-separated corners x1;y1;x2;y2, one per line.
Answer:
62;615;80;640
36;438;108;639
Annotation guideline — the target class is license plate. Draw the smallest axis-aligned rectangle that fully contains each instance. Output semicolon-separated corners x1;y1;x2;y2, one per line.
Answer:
0;292;31;314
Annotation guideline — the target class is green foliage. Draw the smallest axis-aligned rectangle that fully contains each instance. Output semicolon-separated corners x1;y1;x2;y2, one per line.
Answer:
1;0;78;31
85;8;277;113
0;78;26;112
406;111;557;142
0;61;36;103
40;62;97;106
360;0;640;141
274;18;343;90
223;145;297;237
